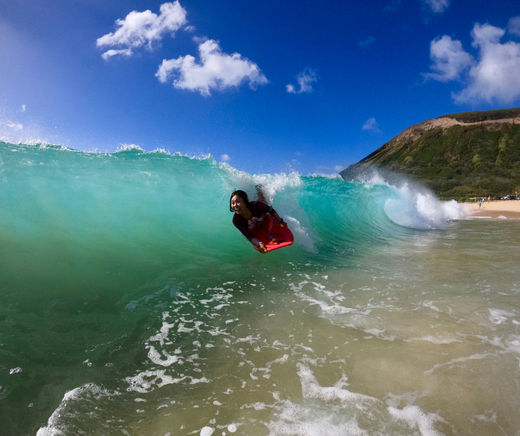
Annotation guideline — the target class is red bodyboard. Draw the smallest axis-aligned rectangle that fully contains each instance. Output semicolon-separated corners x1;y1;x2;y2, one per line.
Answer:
250;215;294;253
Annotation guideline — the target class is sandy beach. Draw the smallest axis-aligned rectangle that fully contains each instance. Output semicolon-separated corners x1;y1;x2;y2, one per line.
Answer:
460;200;520;219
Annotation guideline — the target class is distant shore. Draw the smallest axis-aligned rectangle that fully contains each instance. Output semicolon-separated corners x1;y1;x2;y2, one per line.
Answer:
460;200;520;220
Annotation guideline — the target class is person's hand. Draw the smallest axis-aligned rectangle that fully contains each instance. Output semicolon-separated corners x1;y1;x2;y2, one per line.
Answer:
258;243;268;253
280;219;287;228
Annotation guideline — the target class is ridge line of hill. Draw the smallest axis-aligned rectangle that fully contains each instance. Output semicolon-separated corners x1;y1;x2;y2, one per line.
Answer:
395;115;520;144
341;108;520;200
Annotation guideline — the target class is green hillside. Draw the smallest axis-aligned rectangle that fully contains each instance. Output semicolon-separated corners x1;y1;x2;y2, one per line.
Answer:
340;109;520;200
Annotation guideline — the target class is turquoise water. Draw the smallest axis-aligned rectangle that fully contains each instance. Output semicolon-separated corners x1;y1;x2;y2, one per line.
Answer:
1;142;519;435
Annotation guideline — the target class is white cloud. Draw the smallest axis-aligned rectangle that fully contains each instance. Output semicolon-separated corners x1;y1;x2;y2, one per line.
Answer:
7;122;23;131
21;105;26;112
455;24;520;104
286;69;317;94
423;35;474;82
362;118;381;133
422;0;450;14
425;22;520;104
101;49;133;61
156;39;268;96
97;1;187;59
508;17;520;36
471;22;505;46
221;154;230;162
334;165;344;172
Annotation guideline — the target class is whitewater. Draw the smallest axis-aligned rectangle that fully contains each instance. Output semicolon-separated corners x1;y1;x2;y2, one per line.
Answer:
1;141;519;435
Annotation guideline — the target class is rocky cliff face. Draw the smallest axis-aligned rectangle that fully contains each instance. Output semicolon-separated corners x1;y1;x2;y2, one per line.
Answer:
340;109;520;200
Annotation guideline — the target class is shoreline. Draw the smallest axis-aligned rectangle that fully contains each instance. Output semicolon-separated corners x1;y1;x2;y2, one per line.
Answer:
459;200;520;220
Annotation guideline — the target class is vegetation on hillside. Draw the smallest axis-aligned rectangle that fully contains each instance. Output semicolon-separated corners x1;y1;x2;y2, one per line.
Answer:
341;109;520;200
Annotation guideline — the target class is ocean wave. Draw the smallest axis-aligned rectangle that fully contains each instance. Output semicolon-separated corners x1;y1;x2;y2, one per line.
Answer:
0;140;461;299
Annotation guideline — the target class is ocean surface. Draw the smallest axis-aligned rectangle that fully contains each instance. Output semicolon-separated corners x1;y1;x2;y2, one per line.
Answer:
1;141;519;436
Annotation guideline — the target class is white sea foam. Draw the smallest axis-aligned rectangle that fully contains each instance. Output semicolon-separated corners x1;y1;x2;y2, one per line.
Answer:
290;280;373;331
489;308;516;325
387;405;446;436
125;370;186;393
423;353;492;375
147;346;180;366
268;407;369;436
36;384;119;436
200;426;214;436
240;402;268;411
477;334;520;354
505;336;520;354
407;335;462;344
423;301;442;312
268;363;446;435
149;317;176;345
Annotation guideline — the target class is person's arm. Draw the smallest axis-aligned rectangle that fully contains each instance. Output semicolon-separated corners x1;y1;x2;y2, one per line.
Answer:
266;206;287;227
271;210;286;226
258;203;286;227
233;215;263;248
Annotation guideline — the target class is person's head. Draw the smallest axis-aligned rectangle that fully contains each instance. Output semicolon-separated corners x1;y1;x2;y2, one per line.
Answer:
230;190;250;213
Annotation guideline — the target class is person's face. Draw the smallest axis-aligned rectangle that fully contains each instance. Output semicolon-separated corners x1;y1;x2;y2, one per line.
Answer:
231;195;247;214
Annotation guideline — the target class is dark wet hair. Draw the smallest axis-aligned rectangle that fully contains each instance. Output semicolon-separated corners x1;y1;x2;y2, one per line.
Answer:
229;190;250;212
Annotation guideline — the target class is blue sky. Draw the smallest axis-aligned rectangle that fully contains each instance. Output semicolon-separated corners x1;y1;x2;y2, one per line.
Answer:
1;0;520;175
